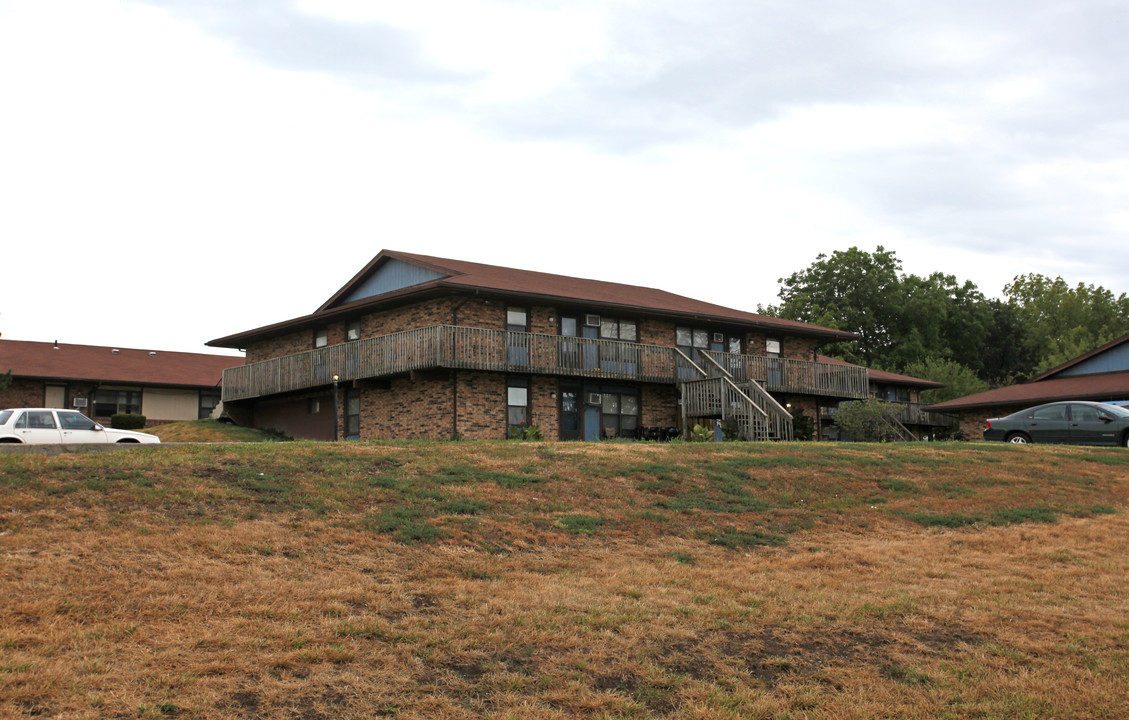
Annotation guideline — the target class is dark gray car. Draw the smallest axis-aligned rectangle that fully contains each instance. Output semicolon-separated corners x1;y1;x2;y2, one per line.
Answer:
983;401;1129;447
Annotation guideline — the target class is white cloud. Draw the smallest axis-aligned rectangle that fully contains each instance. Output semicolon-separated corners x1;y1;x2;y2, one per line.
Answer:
2;0;1128;356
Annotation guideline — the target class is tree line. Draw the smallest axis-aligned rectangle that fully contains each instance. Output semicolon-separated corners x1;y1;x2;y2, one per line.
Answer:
757;247;1129;404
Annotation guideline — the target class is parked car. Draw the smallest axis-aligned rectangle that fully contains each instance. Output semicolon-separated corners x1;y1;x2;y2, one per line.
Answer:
0;408;160;444
983;401;1129;447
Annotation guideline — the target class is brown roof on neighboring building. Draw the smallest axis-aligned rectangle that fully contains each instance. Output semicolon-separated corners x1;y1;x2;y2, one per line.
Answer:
925;370;1129;412
0;339;241;389
816;355;945;389
210;249;855;348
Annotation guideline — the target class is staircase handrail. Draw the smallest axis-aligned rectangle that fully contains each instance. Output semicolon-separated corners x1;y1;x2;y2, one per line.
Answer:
701;350;792;419
673;348;708;380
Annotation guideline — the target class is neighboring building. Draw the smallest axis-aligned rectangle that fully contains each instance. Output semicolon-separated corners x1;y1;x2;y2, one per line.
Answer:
927;333;1129;438
208;250;877;442
0;339;240;426
815;356;952;441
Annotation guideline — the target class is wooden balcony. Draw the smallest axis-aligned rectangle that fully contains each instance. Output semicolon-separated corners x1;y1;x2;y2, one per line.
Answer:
822;402;954;427
891;402;954;427
221;325;871;402
703;350;870;401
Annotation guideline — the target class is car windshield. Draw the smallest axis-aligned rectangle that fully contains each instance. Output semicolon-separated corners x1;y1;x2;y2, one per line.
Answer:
0;410;12;425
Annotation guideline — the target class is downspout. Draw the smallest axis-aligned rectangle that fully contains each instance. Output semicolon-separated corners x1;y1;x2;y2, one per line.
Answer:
450;297;473;440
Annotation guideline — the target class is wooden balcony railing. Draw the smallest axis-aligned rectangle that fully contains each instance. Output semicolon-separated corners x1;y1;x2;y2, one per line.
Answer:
221;326;870;402
822;401;954;427
702;350;869;400
891;402;953;427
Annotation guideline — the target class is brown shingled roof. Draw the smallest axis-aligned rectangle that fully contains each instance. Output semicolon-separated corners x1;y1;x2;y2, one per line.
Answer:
210;250;855;348
0;339;242;388
925;370;1129;412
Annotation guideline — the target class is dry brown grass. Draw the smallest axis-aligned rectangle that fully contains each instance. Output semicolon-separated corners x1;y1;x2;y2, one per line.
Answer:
1;440;1127;719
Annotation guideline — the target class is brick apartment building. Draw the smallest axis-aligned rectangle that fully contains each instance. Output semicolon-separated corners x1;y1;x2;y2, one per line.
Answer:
209;250;922;442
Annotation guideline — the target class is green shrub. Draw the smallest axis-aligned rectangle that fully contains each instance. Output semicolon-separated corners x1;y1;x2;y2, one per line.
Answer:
791;406;816;441
834;399;906;442
111;413;146;430
689;424;713;442
507;423;544;441
721;418;741;441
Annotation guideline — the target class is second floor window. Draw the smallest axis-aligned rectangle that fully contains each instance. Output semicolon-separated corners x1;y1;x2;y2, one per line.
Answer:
314;328;329;348
346;320;361;341
599;317;637;342
677;327;742;359
507;308;528;332
766;338;782;358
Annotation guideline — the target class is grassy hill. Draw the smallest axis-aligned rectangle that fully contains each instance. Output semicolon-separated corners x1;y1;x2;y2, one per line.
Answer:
144;419;291;443
2;440;1127;719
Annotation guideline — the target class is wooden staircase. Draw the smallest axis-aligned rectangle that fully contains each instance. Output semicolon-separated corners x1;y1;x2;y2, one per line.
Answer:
676;351;793;441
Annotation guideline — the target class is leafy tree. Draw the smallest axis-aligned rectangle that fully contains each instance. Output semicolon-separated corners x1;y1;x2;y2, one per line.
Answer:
1004;274;1129;375
888;272;991;373
760;246;903;366
762;247;992;373
898;358;989;405
980;299;1036;386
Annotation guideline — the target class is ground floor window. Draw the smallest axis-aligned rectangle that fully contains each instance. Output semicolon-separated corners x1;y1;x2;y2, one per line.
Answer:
94;389;141;417
346;389;360;440
507;377;530;428
601;391;639;439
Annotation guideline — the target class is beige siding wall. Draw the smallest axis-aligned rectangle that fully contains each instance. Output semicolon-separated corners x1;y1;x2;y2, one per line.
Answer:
142;389;200;422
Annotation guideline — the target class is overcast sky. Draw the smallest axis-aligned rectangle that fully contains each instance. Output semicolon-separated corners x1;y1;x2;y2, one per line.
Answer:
2;0;1127;357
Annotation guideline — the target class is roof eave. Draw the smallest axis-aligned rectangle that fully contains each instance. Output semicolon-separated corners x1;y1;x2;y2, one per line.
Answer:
210;281;855;347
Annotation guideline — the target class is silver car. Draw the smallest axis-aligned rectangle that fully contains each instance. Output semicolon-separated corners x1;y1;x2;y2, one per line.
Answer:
0;408;161;444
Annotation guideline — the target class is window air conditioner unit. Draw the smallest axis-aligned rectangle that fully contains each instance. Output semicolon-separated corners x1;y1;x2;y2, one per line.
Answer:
73;397;88;408
586;392;603;406
712;332;724;344
585;314;601;327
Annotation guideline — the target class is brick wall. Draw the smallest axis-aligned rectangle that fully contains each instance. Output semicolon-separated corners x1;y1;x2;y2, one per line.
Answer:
253;392;335;440
246;329;317;364
365;297;455;336
642;384;678;427
640;319;676;348
0;377;46;409
456;371;506;440
356;373;453;440
746;332;820;361
530;376;559;439
955;406;1026;441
